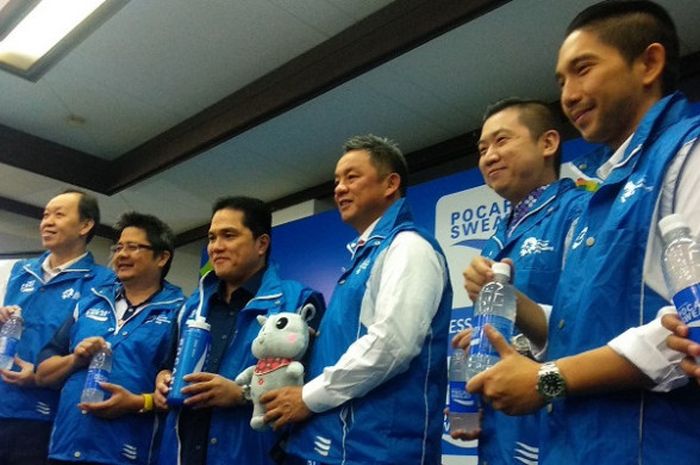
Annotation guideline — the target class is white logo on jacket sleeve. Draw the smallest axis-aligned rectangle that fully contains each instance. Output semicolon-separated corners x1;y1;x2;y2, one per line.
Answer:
20;280;36;293
35;401;51;416
520;237;554;257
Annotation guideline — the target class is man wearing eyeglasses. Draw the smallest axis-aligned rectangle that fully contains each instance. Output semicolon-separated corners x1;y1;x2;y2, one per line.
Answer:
0;190;113;465
35;212;185;465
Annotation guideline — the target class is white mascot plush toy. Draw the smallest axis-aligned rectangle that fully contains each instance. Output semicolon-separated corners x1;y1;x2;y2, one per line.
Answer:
235;306;315;430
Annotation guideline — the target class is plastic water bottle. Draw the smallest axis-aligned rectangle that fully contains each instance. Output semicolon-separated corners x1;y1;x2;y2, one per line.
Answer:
659;214;700;358
168;316;211;406
448;349;479;433
466;262;516;378
0;310;23;370
81;342;112;404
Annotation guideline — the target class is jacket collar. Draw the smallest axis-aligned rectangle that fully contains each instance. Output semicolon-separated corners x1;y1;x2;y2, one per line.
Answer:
24;250;98;284
194;261;286;318
347;198;413;255
605;92;694;185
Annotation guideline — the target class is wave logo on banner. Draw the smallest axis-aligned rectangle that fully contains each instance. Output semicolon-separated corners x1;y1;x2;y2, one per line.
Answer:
435;184;510;308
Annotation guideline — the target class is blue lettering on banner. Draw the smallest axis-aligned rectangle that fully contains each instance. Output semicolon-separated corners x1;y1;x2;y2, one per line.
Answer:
673;283;700;344
448;200;510;245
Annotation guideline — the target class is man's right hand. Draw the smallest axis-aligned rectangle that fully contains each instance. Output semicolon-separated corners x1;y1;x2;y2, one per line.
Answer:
154;369;172;411
72;337;108;368
0;305;21;324
463;257;495;302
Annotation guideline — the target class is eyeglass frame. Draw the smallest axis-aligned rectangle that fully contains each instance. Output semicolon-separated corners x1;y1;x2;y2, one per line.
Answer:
109;242;154;254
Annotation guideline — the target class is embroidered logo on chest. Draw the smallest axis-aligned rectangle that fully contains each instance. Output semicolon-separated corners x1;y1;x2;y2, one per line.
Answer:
620;177;653;203
520;237;554;257
61;288;80;300
85;308;110;322
20;279;35;293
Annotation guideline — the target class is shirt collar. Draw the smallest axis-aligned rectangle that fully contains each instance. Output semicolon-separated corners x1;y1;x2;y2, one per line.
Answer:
213;266;265;304
507;184;550;236
596;133;634;181
42;252;88;280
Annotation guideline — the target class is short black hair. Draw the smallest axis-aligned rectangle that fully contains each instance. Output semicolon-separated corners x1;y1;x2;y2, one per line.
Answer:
482;98;563;177
61;189;100;244
211;196;272;261
343;134;409;197
566;0;679;95
115;212;175;279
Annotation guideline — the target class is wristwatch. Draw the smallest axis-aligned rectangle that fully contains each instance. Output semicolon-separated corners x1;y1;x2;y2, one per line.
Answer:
537;362;567;402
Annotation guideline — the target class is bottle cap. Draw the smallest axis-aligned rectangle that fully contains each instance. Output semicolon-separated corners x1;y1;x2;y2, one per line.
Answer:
659;214;689;238
186;316;211;331
491;262;511;279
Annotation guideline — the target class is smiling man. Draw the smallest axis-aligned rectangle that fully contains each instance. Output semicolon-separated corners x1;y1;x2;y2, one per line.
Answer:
454;99;588;465
467;2;700;465
0;189;113;465
35;212;185;465
154;196;324;465
262;135;452;465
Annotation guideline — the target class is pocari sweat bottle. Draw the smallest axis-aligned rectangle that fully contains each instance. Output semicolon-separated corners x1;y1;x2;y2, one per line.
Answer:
168;316;211;406
448;349;479;433
81;342;112;404
659;213;700;359
466;262;516;378
0;310;23;370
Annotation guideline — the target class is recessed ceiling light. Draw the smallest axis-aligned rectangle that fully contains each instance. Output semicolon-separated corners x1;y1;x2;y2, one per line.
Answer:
0;0;128;81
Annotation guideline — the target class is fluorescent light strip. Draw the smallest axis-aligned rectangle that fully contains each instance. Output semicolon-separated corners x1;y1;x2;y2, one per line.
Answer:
0;0;107;71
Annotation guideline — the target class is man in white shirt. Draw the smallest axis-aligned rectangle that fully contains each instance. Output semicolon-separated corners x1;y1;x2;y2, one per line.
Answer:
261;134;452;465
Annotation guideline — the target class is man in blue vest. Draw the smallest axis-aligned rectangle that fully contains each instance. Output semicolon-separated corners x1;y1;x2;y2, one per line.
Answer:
35;211;185;465
0;190;113;465
467;2;700;465
154;196;324;465
261;135;452;465
455;99;588;465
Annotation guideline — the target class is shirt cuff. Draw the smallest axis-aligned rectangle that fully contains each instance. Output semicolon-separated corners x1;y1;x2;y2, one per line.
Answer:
608;306;688;392
302;376;336;414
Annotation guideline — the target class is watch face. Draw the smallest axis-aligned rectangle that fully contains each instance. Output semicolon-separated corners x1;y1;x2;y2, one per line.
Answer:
541;372;566;397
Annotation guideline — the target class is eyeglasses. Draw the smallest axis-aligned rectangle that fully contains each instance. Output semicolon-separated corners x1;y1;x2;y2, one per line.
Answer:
110;243;154;254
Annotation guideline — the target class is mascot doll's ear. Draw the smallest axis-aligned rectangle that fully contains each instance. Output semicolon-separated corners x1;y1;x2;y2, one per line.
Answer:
256;315;267;326
299;303;316;323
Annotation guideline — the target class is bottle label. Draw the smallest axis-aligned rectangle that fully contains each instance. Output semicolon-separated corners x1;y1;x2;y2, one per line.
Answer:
673;283;700;344
470;314;513;357
0;336;18;357
449;381;479;414
84;367;109;392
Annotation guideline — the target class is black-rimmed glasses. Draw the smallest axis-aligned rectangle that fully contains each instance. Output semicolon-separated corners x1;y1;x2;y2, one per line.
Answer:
110;243;154;254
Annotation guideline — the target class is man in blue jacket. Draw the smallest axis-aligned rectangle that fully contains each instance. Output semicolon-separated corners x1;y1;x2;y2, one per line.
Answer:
456;98;588;465
35;212;185;465
262;135;452;465
154;196;324;465
467;2;700;465
0;189;113;465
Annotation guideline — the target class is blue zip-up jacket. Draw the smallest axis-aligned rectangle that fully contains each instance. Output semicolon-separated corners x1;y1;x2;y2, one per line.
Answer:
47;280;184;465
0;251;113;422
286;199;452;465
158;263;324;465
478;179;587;465
542;92;700;465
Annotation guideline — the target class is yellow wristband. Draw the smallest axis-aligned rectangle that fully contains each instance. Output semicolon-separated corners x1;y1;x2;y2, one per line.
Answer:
140;393;154;413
